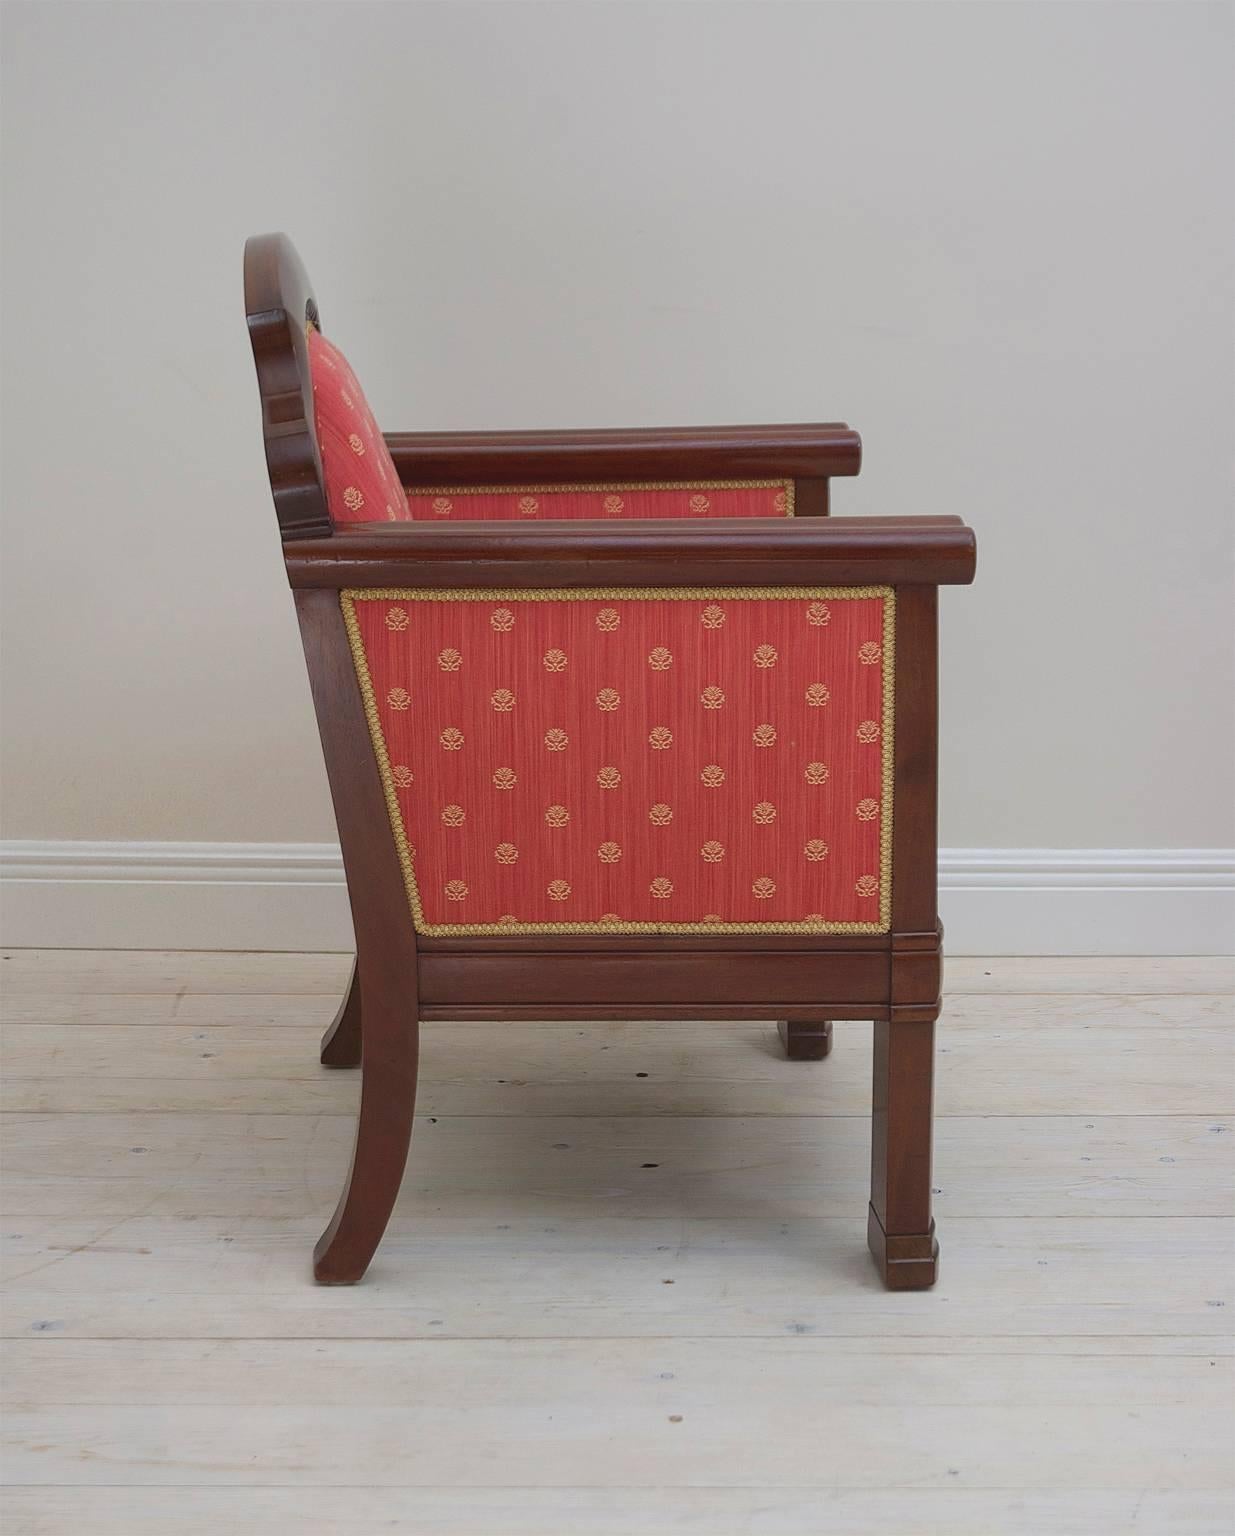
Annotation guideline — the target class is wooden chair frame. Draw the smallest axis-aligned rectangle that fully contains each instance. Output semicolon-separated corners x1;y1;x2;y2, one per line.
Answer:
244;232;976;1289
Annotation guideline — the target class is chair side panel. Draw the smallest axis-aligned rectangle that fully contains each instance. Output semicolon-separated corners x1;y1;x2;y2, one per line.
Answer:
341;586;894;937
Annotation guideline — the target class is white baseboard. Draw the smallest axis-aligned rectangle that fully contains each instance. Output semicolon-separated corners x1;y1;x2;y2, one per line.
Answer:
0;841;1231;955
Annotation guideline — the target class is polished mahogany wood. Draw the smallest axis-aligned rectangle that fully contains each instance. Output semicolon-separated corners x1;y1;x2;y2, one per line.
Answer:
320;957;362;1067
779;1020;834;1059
384;422;860;486
417;951;889;1010
243;233;332;542
283;516;976;592
296;591;419;1282
245;232;974;1290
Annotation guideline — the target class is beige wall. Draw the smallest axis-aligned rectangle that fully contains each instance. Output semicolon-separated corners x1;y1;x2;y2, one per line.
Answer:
3;0;1232;851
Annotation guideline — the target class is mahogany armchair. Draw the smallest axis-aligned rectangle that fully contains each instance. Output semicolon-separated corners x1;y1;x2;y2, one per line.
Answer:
244;232;976;1289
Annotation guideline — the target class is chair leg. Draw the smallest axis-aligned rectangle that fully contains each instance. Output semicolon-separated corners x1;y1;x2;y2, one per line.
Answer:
778;1019;833;1059
320;957;362;1067
313;971;418;1284
868;1014;939;1290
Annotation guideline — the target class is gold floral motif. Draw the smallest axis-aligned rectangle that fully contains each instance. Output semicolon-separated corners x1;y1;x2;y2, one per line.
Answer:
432;496;453;517
599;912;622;925
804;840;829;862
700;840;725;863
806;683;830;708
648;802;673;825
700;764;725;787
518;495;540;516
753;644;778;669
543;648;568;672
689;494;710;514
753;724;777;747
348;433;365;456
806;601;831;627
544;804;570;827
702;913;722;924
773;490;788;513
752;877;777;900
700;685;725;710
804;762;830;785
856;798;879;821
603;495;624;516
857;720;880;743
544;728;569;751
339;584;895;937
547;879;572;901
597;766;622;789
858;641;882;665
597;841;622;864
595;688;621;711
752;801;776;824
439;727;464;750
386;687;411;711
595;607;620;631
494;842;519;865
490;608;515;633
648;726;673;750
385;606;410;631
342;486;364;513
441;804;465;827
648;647;673;670
391;765;414;788
437;647;462;672
444;880;469;901
855;875;880;898
492;767;517;789
701;603;726;629
498;913;518;925
490;688;515;712
803;912;825;924
649;877;674;899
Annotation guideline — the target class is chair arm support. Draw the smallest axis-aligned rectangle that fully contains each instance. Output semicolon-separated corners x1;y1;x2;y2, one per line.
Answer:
283;514;975;590
383;423;862;487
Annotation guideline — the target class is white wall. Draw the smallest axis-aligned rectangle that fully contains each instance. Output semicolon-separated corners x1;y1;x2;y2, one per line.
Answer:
2;1;1232;949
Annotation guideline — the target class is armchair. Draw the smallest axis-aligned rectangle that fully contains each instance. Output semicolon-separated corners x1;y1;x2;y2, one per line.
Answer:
244;232;976;1288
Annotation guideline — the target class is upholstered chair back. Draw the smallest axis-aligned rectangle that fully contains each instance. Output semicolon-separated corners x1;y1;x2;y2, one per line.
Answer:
308;329;794;526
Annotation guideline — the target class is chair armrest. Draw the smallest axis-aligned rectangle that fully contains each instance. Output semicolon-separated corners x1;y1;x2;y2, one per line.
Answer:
283;514;975;591
383;423;862;487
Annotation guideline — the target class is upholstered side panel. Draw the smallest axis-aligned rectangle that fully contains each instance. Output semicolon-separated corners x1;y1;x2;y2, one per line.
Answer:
308;329;414;525
343;587;894;935
404;483;792;519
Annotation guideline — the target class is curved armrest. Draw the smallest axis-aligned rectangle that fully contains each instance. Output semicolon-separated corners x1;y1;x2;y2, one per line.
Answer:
383;423;862;487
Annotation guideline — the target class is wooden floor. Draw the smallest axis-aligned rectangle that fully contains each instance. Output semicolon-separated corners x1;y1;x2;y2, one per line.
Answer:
1;952;1232;1535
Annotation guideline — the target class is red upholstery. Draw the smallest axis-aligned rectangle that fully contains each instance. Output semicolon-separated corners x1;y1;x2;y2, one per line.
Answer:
405;485;792;519
309;329;793;524
344;588;893;934
308;328;412;525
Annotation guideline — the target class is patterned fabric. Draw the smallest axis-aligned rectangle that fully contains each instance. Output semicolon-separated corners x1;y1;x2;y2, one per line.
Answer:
343;587;894;935
308;328;412;525
405;484;792;519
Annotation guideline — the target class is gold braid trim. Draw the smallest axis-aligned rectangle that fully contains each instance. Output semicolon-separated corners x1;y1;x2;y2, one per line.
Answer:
341;585;894;937
403;478;794;514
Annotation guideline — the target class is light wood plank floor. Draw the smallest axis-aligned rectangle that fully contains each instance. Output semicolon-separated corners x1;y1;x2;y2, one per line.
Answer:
2;950;1232;1535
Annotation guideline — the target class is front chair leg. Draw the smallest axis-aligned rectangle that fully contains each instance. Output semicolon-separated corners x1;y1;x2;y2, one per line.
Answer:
778;1019;833;1059
314;971;418;1284
868;1013;939;1290
320;957;362;1067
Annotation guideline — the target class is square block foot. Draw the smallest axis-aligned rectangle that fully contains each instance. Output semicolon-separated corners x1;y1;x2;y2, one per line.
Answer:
867;1205;938;1290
